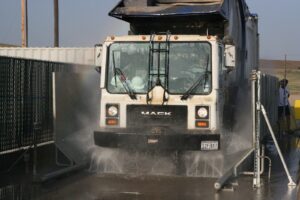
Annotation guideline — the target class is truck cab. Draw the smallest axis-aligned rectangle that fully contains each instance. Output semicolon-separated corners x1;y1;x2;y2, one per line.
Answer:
94;34;236;151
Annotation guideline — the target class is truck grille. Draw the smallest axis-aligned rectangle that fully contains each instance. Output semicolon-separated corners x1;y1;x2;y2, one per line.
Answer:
127;105;187;131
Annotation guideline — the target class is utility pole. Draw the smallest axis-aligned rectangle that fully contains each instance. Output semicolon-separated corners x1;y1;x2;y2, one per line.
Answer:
54;0;59;47
21;0;28;47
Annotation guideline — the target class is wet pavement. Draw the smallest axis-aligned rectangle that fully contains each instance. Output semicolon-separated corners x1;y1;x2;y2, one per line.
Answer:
1;132;300;200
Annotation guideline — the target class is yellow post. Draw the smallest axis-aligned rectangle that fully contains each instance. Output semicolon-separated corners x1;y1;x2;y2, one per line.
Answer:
295;100;300;120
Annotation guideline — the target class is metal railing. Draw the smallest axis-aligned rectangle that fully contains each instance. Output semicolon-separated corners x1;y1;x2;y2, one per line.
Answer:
251;70;296;188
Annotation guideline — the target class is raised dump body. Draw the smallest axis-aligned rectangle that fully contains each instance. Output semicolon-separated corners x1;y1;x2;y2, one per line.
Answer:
111;0;242;36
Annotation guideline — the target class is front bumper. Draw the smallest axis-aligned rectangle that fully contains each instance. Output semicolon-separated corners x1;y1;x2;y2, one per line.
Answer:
94;128;220;151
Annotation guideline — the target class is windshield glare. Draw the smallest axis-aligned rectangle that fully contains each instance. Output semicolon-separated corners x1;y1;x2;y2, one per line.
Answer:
107;42;212;94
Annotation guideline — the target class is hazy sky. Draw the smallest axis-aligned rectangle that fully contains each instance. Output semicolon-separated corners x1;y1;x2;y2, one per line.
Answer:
1;0;300;60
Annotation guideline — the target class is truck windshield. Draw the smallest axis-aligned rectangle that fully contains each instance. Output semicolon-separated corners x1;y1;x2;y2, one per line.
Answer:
106;42;212;94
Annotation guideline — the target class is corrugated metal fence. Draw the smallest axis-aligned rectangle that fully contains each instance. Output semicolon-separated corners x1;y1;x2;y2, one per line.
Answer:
261;73;279;136
0;56;89;154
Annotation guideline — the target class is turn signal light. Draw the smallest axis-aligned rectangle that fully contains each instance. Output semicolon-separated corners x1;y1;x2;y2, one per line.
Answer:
106;119;118;126
196;121;209;128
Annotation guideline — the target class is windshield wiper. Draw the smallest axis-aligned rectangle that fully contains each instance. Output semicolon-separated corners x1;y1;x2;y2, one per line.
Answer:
181;73;208;100
112;51;137;100
181;56;210;100
114;68;137;100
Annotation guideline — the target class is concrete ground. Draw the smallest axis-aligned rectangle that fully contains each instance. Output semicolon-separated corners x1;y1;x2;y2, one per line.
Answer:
1;131;300;200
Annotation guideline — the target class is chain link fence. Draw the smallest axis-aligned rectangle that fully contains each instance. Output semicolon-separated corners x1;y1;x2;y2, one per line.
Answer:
0;56;88;154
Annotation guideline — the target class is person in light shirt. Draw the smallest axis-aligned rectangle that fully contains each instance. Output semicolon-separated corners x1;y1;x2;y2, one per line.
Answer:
278;79;291;133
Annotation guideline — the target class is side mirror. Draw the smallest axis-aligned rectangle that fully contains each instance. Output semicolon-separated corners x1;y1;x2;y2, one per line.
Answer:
224;44;236;70
95;66;101;74
95;44;102;67
94;44;102;74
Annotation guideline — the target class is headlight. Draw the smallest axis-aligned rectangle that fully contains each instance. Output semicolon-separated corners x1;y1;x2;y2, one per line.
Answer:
107;106;118;117
197;107;208;118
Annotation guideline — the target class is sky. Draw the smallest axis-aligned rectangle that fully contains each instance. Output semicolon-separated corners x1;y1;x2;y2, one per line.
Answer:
1;0;300;60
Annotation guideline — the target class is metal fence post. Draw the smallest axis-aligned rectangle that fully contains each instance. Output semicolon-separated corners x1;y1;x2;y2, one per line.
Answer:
252;70;261;188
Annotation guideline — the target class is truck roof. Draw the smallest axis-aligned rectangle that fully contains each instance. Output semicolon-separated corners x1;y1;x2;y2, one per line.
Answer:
110;1;225;20
109;0;251;35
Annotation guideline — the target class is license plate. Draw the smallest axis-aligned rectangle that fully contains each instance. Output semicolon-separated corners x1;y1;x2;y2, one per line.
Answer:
201;141;219;151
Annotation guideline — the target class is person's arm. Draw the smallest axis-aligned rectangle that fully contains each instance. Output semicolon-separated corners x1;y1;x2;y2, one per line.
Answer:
287;88;290;98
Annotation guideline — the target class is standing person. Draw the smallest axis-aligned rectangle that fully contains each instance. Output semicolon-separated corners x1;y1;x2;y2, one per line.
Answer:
278;79;291;133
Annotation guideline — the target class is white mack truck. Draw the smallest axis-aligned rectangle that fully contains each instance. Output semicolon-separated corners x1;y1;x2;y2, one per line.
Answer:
94;0;258;151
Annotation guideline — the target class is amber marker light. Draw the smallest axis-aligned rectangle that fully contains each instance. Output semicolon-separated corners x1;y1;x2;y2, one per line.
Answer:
196;121;209;128
111;36;115;40
106;119;118;126
142;36;146;40
207;35;211;39
158;36;163;40
174;36;179;40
